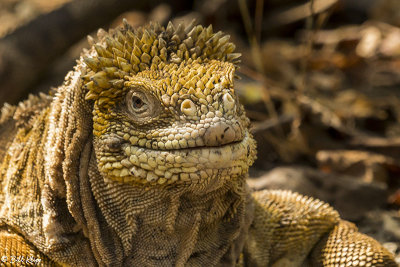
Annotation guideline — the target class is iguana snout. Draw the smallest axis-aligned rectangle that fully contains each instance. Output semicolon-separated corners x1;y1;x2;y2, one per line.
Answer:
204;121;239;146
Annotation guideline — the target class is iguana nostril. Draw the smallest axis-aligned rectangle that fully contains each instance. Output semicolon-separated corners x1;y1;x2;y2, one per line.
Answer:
181;99;196;116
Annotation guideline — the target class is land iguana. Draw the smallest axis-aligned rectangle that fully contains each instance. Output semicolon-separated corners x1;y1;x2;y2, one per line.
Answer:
0;20;396;266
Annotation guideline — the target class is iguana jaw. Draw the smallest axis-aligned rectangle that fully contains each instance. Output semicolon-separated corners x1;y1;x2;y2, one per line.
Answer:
97;130;256;186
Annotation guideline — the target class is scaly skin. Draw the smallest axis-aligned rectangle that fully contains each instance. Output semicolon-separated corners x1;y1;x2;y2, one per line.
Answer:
0;21;396;266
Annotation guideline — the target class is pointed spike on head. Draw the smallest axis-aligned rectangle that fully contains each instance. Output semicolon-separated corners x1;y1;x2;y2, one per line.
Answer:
217;44;229;55
150;45;158;57
174;23;185;40
152;55;162;66
97;28;107;40
116;30;126;44
159;47;167;61
184;19;196;34
178;43;187;53
197;27;207;42
141;53;151;64
113;47;124;58
98;90;112;97
158;37;167;49
106;36;123;51
183;37;194;48
91;71;111;88
84;80;97;92
171;34;180;45
116;56;128;67
126;30;135;43
94;44;112;58
190;46;201;58
98;97;109;106
166;21;175;35
103;67;118;76
122;18;132;30
227;53;241;61
98;57;114;67
124;41;133;55
81;74;92;81
139;63;148;71
133;35;143;49
111;79;124;88
218;35;230;46
225;43;236;54
85;91;98;100
151;21;163;33
87;35;95;46
84;57;100;71
133;45;142;57
108;28;116;36
131;54;140;65
132;64;139;73
141;43;150;54
206;24;213;37
141;29;152;45
210;31;223;45
188;25;202;40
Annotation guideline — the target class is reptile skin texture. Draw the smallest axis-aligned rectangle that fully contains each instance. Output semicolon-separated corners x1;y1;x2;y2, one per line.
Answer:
0;20;396;266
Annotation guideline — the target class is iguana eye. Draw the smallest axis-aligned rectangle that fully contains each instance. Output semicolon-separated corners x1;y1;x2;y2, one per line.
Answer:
126;89;161;122
127;91;148;114
131;95;146;110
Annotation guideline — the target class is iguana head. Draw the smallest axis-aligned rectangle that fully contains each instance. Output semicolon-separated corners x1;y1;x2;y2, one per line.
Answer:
82;21;256;188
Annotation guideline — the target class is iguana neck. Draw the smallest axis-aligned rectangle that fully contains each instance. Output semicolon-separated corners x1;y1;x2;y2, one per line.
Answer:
87;152;254;266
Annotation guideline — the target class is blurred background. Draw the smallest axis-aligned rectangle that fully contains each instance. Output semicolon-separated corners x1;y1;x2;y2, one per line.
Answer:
0;0;399;262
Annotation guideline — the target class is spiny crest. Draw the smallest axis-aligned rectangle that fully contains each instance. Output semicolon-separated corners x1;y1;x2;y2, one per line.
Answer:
0;93;52;126
82;20;241;104
129;60;235;102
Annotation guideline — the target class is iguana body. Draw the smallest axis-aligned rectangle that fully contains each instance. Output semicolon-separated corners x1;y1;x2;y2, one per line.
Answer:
0;21;396;266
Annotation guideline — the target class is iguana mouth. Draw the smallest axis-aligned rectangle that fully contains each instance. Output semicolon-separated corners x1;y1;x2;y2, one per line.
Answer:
99;131;256;185
131;136;244;152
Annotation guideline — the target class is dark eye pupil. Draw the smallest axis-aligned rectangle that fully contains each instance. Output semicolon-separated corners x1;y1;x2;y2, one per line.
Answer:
132;96;144;109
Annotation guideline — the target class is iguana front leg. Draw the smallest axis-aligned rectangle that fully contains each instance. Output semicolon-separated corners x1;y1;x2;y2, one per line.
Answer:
244;190;396;266
311;220;396;267
0;226;56;266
